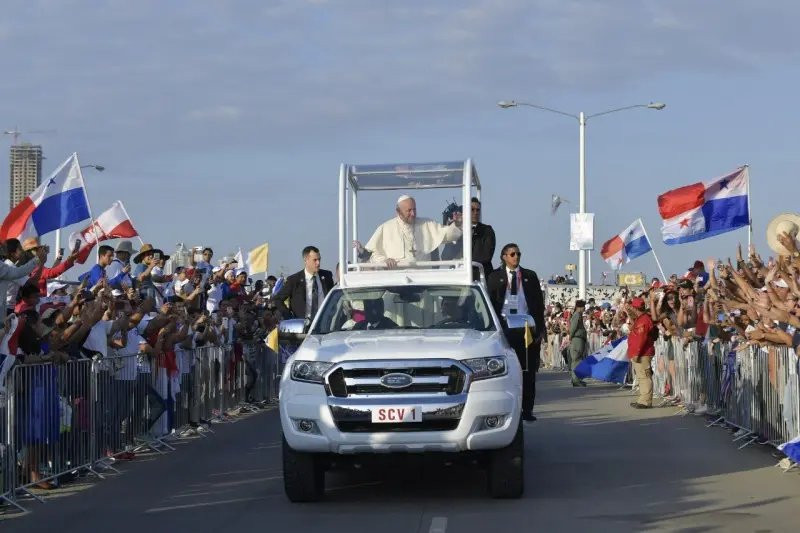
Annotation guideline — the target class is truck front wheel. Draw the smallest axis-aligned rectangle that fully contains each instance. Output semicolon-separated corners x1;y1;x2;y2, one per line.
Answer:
282;435;325;502
486;421;524;499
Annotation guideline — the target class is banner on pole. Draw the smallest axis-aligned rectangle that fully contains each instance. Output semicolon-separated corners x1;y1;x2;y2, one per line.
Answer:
569;213;594;251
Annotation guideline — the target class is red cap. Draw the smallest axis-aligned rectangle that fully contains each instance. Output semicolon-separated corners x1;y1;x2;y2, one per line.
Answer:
693;260;704;269
630;297;646;309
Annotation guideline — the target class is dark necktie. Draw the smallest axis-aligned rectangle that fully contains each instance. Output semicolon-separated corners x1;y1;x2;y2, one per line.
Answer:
310;276;319;316
509;270;518;314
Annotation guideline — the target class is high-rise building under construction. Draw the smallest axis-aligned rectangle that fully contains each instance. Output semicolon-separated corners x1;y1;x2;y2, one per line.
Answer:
9;143;43;210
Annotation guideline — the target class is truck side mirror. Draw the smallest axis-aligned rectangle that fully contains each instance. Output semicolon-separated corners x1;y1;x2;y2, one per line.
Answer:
278;318;306;335
505;314;535;330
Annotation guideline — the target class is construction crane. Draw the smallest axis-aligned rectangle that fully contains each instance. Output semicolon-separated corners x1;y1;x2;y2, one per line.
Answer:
3;126;57;145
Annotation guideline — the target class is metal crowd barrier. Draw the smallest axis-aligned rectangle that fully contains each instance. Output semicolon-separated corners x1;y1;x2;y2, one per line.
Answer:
1;342;280;513
542;330;799;473
650;337;799;471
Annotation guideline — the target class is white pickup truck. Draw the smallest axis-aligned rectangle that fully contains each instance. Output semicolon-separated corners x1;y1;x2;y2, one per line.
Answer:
278;160;531;501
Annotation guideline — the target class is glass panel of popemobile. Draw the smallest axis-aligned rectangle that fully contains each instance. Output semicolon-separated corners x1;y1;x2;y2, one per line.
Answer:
337;159;482;288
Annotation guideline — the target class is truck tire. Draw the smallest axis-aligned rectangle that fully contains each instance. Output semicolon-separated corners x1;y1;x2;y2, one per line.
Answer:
486;421;524;499
282;435;325;502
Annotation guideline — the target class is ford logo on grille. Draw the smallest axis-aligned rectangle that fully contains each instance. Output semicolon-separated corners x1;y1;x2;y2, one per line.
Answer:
380;373;413;389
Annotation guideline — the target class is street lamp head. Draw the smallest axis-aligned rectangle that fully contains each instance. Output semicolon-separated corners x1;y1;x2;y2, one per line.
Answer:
647;102;666;110
94;164;105;172
496;101;518;109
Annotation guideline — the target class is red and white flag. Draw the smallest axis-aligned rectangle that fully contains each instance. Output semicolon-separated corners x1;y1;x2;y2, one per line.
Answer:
68;201;139;264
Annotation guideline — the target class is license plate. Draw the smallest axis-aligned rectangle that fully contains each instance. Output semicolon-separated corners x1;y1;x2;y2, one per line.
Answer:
371;406;423;423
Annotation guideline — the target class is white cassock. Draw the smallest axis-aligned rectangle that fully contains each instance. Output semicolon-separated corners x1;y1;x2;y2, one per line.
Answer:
365;216;462;264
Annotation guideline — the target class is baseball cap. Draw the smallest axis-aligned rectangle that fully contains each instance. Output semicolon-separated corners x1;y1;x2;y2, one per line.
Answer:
630;297;646;309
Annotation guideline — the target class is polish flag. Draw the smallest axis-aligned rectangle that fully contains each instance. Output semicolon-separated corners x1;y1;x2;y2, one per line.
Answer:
68;201;139;264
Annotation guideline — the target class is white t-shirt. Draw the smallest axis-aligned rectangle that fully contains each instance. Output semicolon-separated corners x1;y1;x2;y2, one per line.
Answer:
206;283;223;314
86;320;113;371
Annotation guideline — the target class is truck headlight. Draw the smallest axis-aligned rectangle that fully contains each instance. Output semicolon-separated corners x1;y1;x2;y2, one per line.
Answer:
464;356;508;380
290;361;334;384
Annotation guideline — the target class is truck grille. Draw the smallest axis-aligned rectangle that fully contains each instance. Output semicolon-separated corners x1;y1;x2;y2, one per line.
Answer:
326;362;467;398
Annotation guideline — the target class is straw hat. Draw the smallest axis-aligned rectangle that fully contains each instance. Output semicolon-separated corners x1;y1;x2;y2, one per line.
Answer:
133;244;154;264
766;213;800;256
22;237;42;251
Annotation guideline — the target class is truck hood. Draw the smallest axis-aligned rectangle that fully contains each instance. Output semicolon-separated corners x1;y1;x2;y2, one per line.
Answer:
295;329;507;363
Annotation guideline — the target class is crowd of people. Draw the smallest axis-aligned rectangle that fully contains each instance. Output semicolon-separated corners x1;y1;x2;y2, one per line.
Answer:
546;239;800;359
0;238;290;491
543;213;800;416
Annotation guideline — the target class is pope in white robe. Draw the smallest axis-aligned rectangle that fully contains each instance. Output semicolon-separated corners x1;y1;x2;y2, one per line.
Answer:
365;195;462;266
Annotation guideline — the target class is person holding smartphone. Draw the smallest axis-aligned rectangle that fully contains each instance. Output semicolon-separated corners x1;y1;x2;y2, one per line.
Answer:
131;244;169;301
11;238;79;305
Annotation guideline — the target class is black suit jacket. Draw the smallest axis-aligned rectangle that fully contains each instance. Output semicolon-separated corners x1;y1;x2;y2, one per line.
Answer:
273;269;335;319
486;266;546;338
438;222;496;277
471;222;496;275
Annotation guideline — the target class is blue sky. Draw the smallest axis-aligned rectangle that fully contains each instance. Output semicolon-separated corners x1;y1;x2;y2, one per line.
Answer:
1;0;799;281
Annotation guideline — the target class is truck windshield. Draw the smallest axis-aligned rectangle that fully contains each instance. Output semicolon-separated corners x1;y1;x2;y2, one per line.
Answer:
311;285;496;334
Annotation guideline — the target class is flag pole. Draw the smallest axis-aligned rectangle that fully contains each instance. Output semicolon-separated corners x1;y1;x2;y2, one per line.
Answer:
638;218;667;281
744;165;751;251
118;200;145;247
73;154;104;264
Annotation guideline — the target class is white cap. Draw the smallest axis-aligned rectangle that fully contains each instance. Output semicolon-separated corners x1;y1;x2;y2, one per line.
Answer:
46;281;68;296
212;266;222;273
397;194;413;206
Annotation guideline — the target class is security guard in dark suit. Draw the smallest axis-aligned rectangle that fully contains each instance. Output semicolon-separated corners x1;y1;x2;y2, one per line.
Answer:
487;243;546;423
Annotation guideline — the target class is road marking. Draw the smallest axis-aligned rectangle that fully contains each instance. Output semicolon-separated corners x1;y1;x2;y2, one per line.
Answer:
145;495;278;513
169;490;233;499
252;444;281;450
429;517;448;533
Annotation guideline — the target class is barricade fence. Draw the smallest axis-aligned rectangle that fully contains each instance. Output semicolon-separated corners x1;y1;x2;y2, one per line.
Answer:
540;332;800;472
1;342;280;513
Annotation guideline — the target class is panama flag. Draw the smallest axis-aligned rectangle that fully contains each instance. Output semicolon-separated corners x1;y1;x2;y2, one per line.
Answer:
600;219;653;270
658;166;750;245
68;201;139;264
0;153;91;241
573;337;630;384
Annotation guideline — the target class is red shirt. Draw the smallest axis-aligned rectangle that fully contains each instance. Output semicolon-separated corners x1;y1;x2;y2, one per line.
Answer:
627;312;656;358
695;307;709;337
31;260;75;296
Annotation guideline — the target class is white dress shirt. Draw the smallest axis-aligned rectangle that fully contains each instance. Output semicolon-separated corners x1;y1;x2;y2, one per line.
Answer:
304;270;324;318
502;267;528;316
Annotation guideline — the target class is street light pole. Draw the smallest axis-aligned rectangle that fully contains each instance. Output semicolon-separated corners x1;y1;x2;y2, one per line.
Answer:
578;111;586;300
496;100;665;301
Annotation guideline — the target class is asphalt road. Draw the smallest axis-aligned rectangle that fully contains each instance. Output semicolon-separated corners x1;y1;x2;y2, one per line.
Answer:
3;371;799;533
